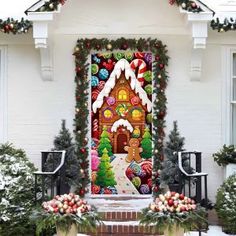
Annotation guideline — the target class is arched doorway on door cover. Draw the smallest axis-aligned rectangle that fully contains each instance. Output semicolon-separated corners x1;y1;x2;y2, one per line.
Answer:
116;133;127;153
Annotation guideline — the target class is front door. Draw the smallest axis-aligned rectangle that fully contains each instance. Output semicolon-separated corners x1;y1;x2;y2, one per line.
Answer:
117;134;127;153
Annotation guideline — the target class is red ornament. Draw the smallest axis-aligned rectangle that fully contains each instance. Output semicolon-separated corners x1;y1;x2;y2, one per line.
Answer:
155;55;160;61
76;66;81;73
169;0;176;5
159;63;165;69
153;186;159;192
96;44;101;50
85;41;90;49
121;43;128;50
80;148;86;153
158;111;166;119
79;189;85;196
168;199;174;207
191;2;197;8
179;194;185;200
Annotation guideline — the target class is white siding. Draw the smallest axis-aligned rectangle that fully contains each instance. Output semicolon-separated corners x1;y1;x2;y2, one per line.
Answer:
1;0;236;201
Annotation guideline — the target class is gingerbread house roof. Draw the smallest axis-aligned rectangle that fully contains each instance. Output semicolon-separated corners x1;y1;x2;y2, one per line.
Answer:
111;119;134;133
92;58;152;114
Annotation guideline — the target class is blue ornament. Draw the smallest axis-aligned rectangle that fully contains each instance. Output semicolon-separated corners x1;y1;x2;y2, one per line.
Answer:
98;68;109;80
91;76;99;87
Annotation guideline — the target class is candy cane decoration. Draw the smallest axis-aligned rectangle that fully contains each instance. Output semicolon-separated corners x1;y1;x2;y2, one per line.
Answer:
130;59;147;86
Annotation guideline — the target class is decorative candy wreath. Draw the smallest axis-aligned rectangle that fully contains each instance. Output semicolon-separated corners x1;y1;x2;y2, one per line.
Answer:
116;104;129;117
73;38;169;197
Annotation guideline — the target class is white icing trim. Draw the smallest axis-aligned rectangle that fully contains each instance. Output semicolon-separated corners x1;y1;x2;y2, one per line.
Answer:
92;59;152;113
111;119;134;133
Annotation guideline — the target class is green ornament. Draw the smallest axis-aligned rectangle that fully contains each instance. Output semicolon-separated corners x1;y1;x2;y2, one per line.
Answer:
102;53;112;59
146;114;152;123
124;52;134;61
144;71;152;82
91;64;99;75
145;84;152;95
114;52;125;61
132;177;141;188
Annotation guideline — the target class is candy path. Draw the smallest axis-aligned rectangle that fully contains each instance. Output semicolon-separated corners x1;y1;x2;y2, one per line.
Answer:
111;154;139;195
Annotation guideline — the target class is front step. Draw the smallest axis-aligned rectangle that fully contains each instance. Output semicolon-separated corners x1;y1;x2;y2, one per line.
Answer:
88;197;161;235
101;211;140;221
95;221;162;235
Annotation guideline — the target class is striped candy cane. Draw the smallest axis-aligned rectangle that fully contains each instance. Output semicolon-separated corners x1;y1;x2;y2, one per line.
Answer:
130;59;147;86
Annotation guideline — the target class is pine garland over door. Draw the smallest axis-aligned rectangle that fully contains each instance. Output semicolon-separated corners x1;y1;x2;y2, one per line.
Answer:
73;37;169;197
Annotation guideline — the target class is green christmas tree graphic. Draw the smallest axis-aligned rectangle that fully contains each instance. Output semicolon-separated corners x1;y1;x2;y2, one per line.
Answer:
141;127;152;159
95;148;117;188
98;126;113;157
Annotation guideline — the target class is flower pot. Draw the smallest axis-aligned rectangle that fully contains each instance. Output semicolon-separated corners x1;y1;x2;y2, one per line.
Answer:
163;225;184;236
56;223;77;236
224;163;236;179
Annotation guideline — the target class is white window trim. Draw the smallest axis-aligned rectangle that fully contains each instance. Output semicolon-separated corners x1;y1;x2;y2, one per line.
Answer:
0;46;8;143
222;46;236;145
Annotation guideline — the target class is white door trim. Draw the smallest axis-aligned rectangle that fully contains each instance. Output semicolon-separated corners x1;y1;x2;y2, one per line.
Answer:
0;46;8;143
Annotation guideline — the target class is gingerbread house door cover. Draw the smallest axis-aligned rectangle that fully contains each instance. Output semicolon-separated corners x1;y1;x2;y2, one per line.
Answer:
91;52;153;195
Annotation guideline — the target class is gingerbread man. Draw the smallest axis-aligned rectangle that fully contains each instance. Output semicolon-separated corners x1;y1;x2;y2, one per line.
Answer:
124;138;143;163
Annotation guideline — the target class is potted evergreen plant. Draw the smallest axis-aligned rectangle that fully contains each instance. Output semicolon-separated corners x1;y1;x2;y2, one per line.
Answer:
213;145;236;179
215;174;236;234
140;191;208;236
33;193;100;236
160;121;191;192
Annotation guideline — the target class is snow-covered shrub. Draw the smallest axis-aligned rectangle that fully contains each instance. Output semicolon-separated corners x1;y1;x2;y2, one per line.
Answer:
215;174;236;234
0;143;36;236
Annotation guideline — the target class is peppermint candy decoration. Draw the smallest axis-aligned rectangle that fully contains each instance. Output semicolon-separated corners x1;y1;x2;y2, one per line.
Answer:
98;81;106;91
92;90;99;100
130;59;147;86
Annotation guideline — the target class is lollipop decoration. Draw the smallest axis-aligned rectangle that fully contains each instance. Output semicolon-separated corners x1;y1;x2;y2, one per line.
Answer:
135;52;145;58
145;84;152;95
130;96;140;106
130;59;147;86
144;53;152;65
106;96;116;106
98;68;109;80
114;52;125;61
92;89;100;101
140;184;150;194
143;71;152;82
91;64;99;75
97;81;106;91
125;51;134;61
91;76;99;87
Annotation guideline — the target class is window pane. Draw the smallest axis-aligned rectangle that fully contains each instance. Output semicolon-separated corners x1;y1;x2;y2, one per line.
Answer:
232;104;236;145
233;78;236;101
233;53;236;76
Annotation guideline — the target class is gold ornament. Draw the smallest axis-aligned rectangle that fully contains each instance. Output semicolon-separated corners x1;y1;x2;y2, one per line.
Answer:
106;43;112;50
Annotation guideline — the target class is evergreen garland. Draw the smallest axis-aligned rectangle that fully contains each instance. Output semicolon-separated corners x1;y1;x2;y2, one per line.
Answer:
169;0;202;13
0;18;32;34
211;18;236;32
73;37;169;197
36;0;67;12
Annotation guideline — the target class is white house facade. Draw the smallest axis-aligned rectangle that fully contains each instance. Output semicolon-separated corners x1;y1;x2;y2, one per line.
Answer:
1;0;236;202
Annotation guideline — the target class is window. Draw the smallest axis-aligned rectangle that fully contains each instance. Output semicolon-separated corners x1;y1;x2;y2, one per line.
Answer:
131;108;142;121
118;89;128;101
0;46;7;143
103;108;113;120
231;53;236;144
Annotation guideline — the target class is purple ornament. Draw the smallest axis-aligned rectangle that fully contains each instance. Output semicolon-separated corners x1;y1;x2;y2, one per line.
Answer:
106;96;116;106
144;53;152;65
